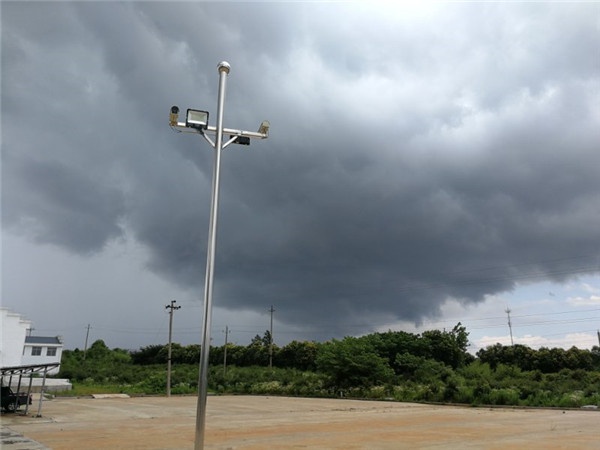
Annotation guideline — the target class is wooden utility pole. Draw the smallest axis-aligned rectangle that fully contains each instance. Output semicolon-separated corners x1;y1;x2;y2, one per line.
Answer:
166;300;181;397
268;305;275;369
223;326;230;376
83;324;91;360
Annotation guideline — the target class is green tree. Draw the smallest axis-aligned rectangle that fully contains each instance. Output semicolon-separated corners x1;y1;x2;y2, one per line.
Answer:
86;339;111;359
537;347;567;373
564;346;593;371
316;337;394;389
363;330;421;371
477;343;504;370
131;345;165;365
240;332;271;366
277;340;319;371
421;323;469;369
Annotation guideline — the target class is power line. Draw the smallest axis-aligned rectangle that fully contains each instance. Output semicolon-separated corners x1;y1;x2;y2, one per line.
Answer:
83;309;599;337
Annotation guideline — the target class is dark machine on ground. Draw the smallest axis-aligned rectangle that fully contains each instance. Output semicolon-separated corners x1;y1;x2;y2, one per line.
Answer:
1;362;60;416
1;385;32;413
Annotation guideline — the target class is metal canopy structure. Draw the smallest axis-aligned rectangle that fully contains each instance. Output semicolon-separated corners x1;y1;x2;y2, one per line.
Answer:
1;363;60;416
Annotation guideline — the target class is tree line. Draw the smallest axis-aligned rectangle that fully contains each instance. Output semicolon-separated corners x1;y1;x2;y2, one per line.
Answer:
57;324;600;408
128;324;472;373
477;343;600;372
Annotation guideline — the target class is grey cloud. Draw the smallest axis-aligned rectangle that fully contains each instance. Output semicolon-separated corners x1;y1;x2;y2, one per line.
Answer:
2;2;599;342
3;158;125;254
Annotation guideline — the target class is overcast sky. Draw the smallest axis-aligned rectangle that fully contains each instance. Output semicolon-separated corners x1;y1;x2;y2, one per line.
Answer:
2;2;599;353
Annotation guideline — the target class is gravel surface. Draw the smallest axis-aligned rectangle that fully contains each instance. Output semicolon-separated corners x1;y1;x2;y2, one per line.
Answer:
2;395;599;449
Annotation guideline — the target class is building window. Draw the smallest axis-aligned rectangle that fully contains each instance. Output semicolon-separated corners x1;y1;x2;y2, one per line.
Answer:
47;347;57;357
31;346;42;356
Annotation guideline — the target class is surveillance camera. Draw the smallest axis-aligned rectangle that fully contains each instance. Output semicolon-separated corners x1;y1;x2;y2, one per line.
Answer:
258;120;270;136
169;106;180;126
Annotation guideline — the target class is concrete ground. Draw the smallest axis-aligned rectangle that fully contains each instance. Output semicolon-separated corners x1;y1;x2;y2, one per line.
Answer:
1;395;599;449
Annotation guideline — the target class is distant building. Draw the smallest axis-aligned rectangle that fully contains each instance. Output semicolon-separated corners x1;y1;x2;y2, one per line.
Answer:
22;336;64;374
0;308;63;375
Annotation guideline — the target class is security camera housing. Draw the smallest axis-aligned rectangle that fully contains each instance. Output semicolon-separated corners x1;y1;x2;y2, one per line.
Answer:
234;136;251;146
258;120;270;136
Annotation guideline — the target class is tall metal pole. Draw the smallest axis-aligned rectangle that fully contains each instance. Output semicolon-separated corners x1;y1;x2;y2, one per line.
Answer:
166;300;180;397
195;61;230;450
170;60;268;449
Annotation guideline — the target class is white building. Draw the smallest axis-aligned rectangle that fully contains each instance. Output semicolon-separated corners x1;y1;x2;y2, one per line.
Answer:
0;307;32;368
22;336;64;374
0;308;63;375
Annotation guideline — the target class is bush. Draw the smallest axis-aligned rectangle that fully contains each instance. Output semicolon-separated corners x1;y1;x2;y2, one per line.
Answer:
488;388;520;405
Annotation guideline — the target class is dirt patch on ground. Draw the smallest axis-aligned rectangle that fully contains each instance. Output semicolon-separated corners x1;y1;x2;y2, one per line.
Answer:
2;395;599;449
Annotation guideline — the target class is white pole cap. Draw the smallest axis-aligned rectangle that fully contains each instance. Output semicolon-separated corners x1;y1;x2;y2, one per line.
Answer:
218;61;231;74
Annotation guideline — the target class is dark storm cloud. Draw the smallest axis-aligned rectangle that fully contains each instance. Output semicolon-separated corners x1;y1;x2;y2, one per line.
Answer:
2;2;599;340
3;157;125;254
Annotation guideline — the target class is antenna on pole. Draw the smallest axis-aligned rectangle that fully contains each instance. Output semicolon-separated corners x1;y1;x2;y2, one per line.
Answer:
505;307;514;346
